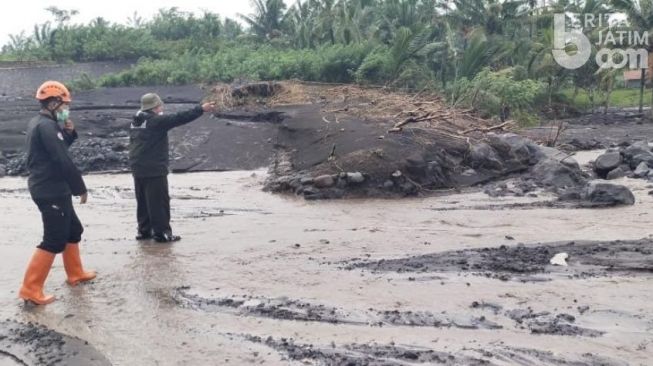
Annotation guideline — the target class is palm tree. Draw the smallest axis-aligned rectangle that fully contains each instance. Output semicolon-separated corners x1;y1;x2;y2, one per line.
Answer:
334;0;377;44
446;0;529;36
239;0;288;40
45;6;79;26
285;0;316;47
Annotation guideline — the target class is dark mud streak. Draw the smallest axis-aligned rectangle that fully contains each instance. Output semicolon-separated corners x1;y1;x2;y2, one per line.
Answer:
496;347;628;366
0;320;111;366
0;350;29;366
506;309;604;338
344;239;653;281
173;288;502;330
246;336;626;366
429;201;576;211
247;336;493;366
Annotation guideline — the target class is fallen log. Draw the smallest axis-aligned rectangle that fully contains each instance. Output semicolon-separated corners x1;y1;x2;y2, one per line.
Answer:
460;120;513;135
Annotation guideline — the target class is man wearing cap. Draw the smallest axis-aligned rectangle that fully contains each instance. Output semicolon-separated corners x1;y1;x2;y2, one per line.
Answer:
129;93;216;243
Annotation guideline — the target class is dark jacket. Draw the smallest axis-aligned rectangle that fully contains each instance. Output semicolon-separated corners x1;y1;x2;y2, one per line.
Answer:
129;106;204;178
26;113;86;199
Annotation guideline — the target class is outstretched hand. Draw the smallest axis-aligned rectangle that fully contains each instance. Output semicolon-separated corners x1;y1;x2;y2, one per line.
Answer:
202;102;217;113
80;193;88;204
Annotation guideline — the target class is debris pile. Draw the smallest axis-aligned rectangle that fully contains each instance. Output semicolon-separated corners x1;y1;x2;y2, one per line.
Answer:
223;82;634;205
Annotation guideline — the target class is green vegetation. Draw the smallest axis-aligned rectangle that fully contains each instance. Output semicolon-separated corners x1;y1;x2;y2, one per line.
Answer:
561;87;652;110
3;1;653;123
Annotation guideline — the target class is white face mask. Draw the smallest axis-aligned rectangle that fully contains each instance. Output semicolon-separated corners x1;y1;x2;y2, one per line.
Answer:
56;108;70;123
157;111;164;115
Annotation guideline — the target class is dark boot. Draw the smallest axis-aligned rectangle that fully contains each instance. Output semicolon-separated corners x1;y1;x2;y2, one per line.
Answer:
153;232;181;243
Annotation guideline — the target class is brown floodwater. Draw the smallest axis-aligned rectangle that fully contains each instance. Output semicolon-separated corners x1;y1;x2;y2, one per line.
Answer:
0;160;651;365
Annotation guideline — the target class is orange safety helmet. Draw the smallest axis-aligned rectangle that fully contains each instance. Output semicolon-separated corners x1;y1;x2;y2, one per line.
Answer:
35;81;72;103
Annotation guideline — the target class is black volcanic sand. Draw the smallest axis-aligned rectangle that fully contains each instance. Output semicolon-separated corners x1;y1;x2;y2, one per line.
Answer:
343;238;653;281
0;85;278;175
0;320;110;366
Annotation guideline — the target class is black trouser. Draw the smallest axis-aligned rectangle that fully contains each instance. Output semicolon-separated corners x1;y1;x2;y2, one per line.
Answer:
134;175;172;237
33;195;83;254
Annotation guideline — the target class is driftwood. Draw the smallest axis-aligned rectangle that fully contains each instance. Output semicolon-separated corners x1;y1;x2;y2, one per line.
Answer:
460;120;513;135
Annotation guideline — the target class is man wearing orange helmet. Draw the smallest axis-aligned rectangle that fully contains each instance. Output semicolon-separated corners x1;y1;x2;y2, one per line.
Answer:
18;81;96;305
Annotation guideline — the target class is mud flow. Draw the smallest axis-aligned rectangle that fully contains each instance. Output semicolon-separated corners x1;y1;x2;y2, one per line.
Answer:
1;171;652;365
0;65;652;365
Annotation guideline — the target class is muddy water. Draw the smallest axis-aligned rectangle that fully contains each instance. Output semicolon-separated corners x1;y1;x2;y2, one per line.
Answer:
0;160;652;364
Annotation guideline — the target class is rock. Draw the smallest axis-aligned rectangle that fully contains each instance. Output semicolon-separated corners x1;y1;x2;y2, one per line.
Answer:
558;188;582;201
623;141;651;160
300;177;314;185
346;172;365;184
629;153;653;169
400;182;418;195
383;180;394;189
391;170;402;178
405;154;427;176
622;141;653;168
425;161;447;186
593;152;622;176
606;166;627;180
581;182;635;207
0;164;5;178
634;162;650;178
451;168;492;186
313;175;335;188
469;143;503;171
488;133;538;169
530;158;586;189
301;186;320;197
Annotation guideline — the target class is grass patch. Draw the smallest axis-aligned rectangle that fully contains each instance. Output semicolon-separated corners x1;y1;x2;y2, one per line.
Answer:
561;88;653;110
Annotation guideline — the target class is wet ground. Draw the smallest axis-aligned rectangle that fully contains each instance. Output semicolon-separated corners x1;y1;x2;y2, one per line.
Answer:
0;162;651;365
0;64;652;365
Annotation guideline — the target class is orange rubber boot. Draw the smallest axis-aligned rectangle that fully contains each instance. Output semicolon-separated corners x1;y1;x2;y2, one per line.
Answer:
63;243;96;286
18;249;56;305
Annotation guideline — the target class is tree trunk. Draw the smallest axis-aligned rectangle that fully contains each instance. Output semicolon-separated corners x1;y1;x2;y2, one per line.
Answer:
650;78;653;118
604;76;613;115
639;68;645;113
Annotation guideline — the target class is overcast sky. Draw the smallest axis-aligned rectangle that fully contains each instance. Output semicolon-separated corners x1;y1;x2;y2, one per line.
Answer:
0;1;282;46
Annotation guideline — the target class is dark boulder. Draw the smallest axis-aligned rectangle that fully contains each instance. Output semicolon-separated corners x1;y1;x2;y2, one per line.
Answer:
593;152;622;176
530;158;586;189
606;166;628;180
581;182;635;207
